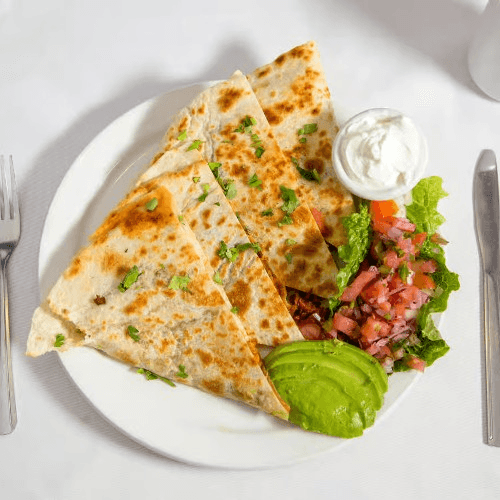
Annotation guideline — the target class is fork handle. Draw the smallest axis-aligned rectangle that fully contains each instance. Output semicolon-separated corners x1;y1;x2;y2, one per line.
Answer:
0;256;17;434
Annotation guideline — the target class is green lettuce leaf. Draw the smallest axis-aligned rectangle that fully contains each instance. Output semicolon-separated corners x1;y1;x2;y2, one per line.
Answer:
405;176;448;234
329;203;372;312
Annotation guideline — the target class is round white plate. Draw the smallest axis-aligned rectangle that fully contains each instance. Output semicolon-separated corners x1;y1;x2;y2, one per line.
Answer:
39;82;420;469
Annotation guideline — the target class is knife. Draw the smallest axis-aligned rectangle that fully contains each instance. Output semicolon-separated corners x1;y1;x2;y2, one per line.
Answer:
474;149;500;447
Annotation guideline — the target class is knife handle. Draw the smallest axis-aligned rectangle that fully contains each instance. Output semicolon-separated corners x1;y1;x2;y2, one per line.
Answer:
483;272;500;446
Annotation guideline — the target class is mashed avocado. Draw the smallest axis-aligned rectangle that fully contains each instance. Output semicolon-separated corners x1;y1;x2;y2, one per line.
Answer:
264;339;389;438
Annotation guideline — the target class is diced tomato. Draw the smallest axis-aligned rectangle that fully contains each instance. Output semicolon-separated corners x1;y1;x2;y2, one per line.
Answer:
412;232;427;248
406;356;426;372
341;267;379;302
392;217;416;233
361;280;389;305
413;272;436;290
332;313;358;335
413;259;438;274
372;217;400;238
360;316;391;342
396;236;415;257
310;207;326;235
384;249;402;269
398;285;420;307
370;200;398;220
392;302;407;319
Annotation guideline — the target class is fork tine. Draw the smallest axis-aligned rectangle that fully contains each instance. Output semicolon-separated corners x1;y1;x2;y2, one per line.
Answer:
8;156;18;220
0;156;5;220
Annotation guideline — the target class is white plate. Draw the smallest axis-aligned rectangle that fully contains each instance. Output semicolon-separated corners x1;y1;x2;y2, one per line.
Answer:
39;82;420;469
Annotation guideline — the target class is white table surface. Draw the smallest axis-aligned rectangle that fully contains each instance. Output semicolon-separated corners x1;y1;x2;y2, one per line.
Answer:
1;0;498;498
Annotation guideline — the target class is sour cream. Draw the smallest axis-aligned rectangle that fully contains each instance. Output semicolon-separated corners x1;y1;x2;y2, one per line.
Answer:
332;109;427;200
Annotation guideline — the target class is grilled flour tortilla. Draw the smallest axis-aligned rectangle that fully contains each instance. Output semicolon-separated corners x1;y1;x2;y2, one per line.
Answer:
247;41;355;247
154;70;339;298
26;173;289;418
139;149;303;346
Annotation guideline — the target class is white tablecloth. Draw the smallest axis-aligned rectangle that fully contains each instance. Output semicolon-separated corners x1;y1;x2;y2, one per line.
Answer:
1;0;499;498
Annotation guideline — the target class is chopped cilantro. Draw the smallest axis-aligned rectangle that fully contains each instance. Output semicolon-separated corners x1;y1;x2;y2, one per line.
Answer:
137;368;176;387
295;164;321;183
221;178;237;199
213;271;223;284
248;173;262;189
177;130;187;141
299;137;307;143
198;183;210;202
255;146;265;158
214;202;221;206
192;177;200;183
127;325;140;342
176;364;188;379
168;275;191;292
230;306;239;314
187;140;204;151
278;186;300;226
54;334;65;348
298;123;318;135
399;262;411;283
285;253;293;263
118;265;141;292
278;214;294;227
261;208;273;216
217;241;261;262
178;214;185;224
145;197;158;211
208;162;221;172
286;239;297;246
279;185;300;213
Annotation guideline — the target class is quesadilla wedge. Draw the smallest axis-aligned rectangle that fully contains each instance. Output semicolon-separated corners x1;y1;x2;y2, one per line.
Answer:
247;41;355;247
153;70;339;298
138;149;303;346
26;172;289;418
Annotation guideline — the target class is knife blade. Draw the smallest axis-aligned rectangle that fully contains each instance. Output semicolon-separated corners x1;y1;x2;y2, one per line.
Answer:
474;149;500;447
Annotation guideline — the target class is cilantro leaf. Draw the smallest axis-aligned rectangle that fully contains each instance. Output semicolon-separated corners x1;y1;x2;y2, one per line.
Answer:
298;123;318;135
217;241;261;262
176;364;188;379
261;208;273;216
279;185;300;214
177;130;187;141
230;306;239;314
137;368;176;386
168;275;191;292
127;325;140;342
187;140;204;151
145;197;158;211
213;271;223;284
198;183;210;202
295;164;321;183
118;265;141;292
54;334;65;348
248;173;262;189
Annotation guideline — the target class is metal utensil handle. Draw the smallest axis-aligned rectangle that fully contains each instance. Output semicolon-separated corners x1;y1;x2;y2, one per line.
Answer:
483;271;500;446
0;257;17;434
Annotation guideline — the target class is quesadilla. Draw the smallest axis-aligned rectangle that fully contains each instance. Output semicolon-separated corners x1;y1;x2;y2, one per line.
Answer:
153;70;339;298
26;172;289;418
247;41;355;247
139;149;303;346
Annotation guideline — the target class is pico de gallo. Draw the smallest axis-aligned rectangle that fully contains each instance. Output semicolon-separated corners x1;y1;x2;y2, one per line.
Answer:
287;176;460;374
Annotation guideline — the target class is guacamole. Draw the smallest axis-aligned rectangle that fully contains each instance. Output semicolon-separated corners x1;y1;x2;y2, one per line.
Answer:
264;339;389;438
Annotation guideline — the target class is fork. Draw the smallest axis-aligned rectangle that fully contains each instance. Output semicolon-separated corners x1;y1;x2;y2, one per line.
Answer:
0;155;19;435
